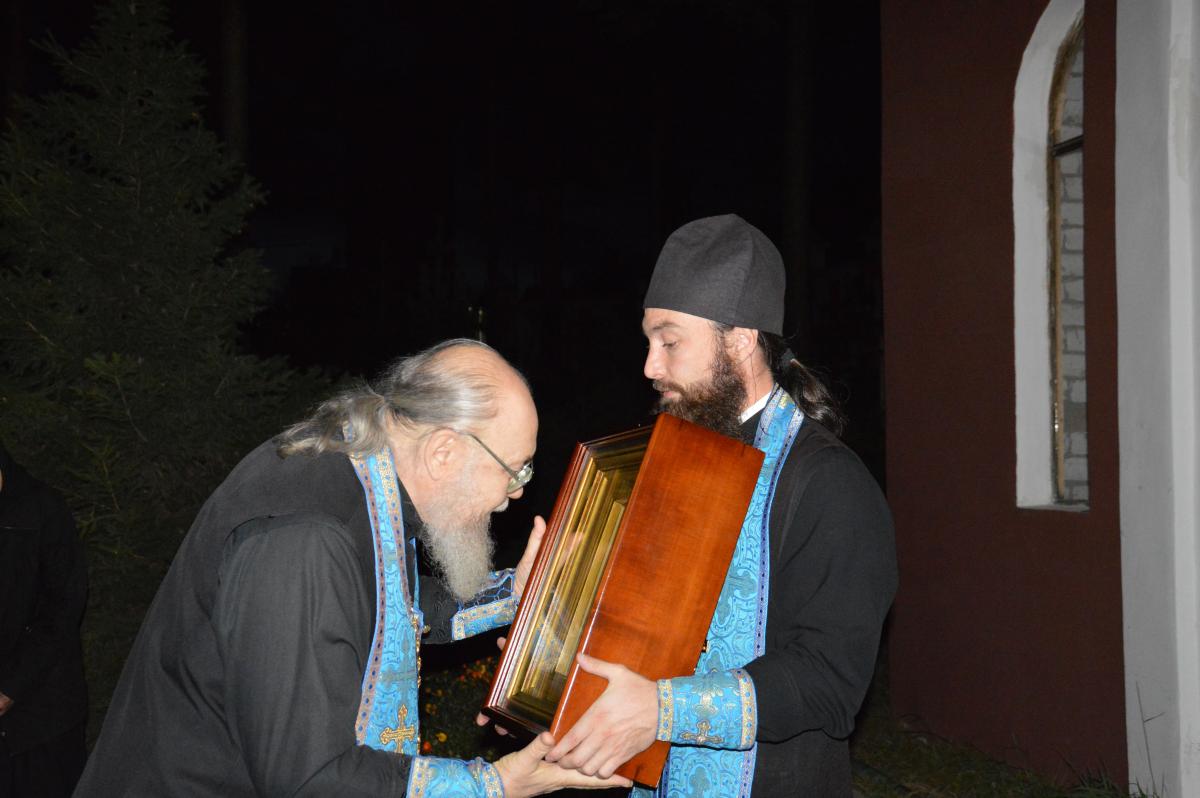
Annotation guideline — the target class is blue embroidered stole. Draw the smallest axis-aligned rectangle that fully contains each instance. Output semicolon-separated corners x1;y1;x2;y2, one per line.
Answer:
349;445;424;756
346;440;513;796
650;388;803;798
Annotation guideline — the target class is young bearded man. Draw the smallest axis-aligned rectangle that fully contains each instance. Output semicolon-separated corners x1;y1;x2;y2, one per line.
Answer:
545;215;898;797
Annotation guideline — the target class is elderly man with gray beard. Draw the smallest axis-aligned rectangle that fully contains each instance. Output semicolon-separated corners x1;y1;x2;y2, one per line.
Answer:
75;339;629;798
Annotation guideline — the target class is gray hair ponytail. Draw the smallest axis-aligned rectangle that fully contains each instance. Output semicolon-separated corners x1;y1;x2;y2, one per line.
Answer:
276;339;521;458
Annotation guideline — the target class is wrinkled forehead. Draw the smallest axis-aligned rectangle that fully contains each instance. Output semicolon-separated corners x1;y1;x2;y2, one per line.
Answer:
487;383;538;459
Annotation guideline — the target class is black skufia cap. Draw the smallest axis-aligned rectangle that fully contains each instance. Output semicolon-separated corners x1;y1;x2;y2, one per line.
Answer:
643;214;785;335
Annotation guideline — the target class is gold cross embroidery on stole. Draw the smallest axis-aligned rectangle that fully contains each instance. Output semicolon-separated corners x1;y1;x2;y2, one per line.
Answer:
380;704;417;748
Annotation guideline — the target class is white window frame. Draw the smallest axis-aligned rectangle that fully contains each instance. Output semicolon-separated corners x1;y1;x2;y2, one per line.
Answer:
1013;0;1085;508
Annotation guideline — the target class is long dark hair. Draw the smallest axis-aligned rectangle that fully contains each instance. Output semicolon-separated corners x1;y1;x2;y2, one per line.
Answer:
758;331;846;437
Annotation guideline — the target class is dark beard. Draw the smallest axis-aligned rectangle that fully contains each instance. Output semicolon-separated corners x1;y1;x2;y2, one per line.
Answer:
652;346;747;439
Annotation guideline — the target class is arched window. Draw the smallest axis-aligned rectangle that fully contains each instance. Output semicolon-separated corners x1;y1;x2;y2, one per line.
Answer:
1048;23;1086;504
1013;0;1087;509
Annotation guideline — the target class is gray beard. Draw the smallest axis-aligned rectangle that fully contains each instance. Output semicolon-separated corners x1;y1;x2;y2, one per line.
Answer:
419;471;496;602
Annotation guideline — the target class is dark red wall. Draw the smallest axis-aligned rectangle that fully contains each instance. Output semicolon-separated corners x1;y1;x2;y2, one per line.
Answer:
881;0;1124;784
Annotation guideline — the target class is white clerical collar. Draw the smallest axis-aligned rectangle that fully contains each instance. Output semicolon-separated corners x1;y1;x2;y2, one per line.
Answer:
739;386;775;423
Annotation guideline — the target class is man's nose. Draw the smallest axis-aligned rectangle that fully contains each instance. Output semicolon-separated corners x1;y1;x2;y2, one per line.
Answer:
644;348;662;381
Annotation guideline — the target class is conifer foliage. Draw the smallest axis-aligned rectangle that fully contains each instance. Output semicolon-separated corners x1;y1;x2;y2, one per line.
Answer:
0;2;316;593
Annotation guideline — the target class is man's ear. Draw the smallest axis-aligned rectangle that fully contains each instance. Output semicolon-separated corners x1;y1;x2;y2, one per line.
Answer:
726;326;758;361
420;428;461;481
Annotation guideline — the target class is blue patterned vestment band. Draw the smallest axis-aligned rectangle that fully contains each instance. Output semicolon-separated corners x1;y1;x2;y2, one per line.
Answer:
408;756;505;798
656;669;756;750
348;430;520;792
451;569;519;640
634;387;803;798
349;442;424;756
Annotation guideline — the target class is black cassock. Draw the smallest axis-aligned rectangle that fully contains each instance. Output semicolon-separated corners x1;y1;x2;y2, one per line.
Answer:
76;414;895;797
75;441;464;797
738;412;897;798
0;446;88;798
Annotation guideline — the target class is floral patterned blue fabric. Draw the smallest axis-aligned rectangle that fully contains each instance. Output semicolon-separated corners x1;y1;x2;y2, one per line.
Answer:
655;669;756;750
349;443;424;756
634;388;803;798
451;569;518;640
349;434;520;794
407;756;505;798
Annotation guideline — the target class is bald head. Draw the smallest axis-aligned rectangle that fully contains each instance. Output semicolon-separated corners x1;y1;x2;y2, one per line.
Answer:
421;342;536;438
379;339;538;505
384;342;539;600
362;338;532;441
407;341;537;484
277;337;537;464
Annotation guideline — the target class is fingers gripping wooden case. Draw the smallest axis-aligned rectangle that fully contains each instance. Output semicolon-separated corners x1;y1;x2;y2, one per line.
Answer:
483;412;765;787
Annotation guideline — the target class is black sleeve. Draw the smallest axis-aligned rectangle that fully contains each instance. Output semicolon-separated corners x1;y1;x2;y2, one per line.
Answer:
0;489;86;701
743;449;898;742
212;513;413;797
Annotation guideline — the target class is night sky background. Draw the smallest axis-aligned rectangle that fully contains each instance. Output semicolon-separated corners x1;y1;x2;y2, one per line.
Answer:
2;0;883;553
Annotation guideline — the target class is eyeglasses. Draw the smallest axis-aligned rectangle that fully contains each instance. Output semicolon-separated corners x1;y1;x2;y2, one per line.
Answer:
456;430;534;494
